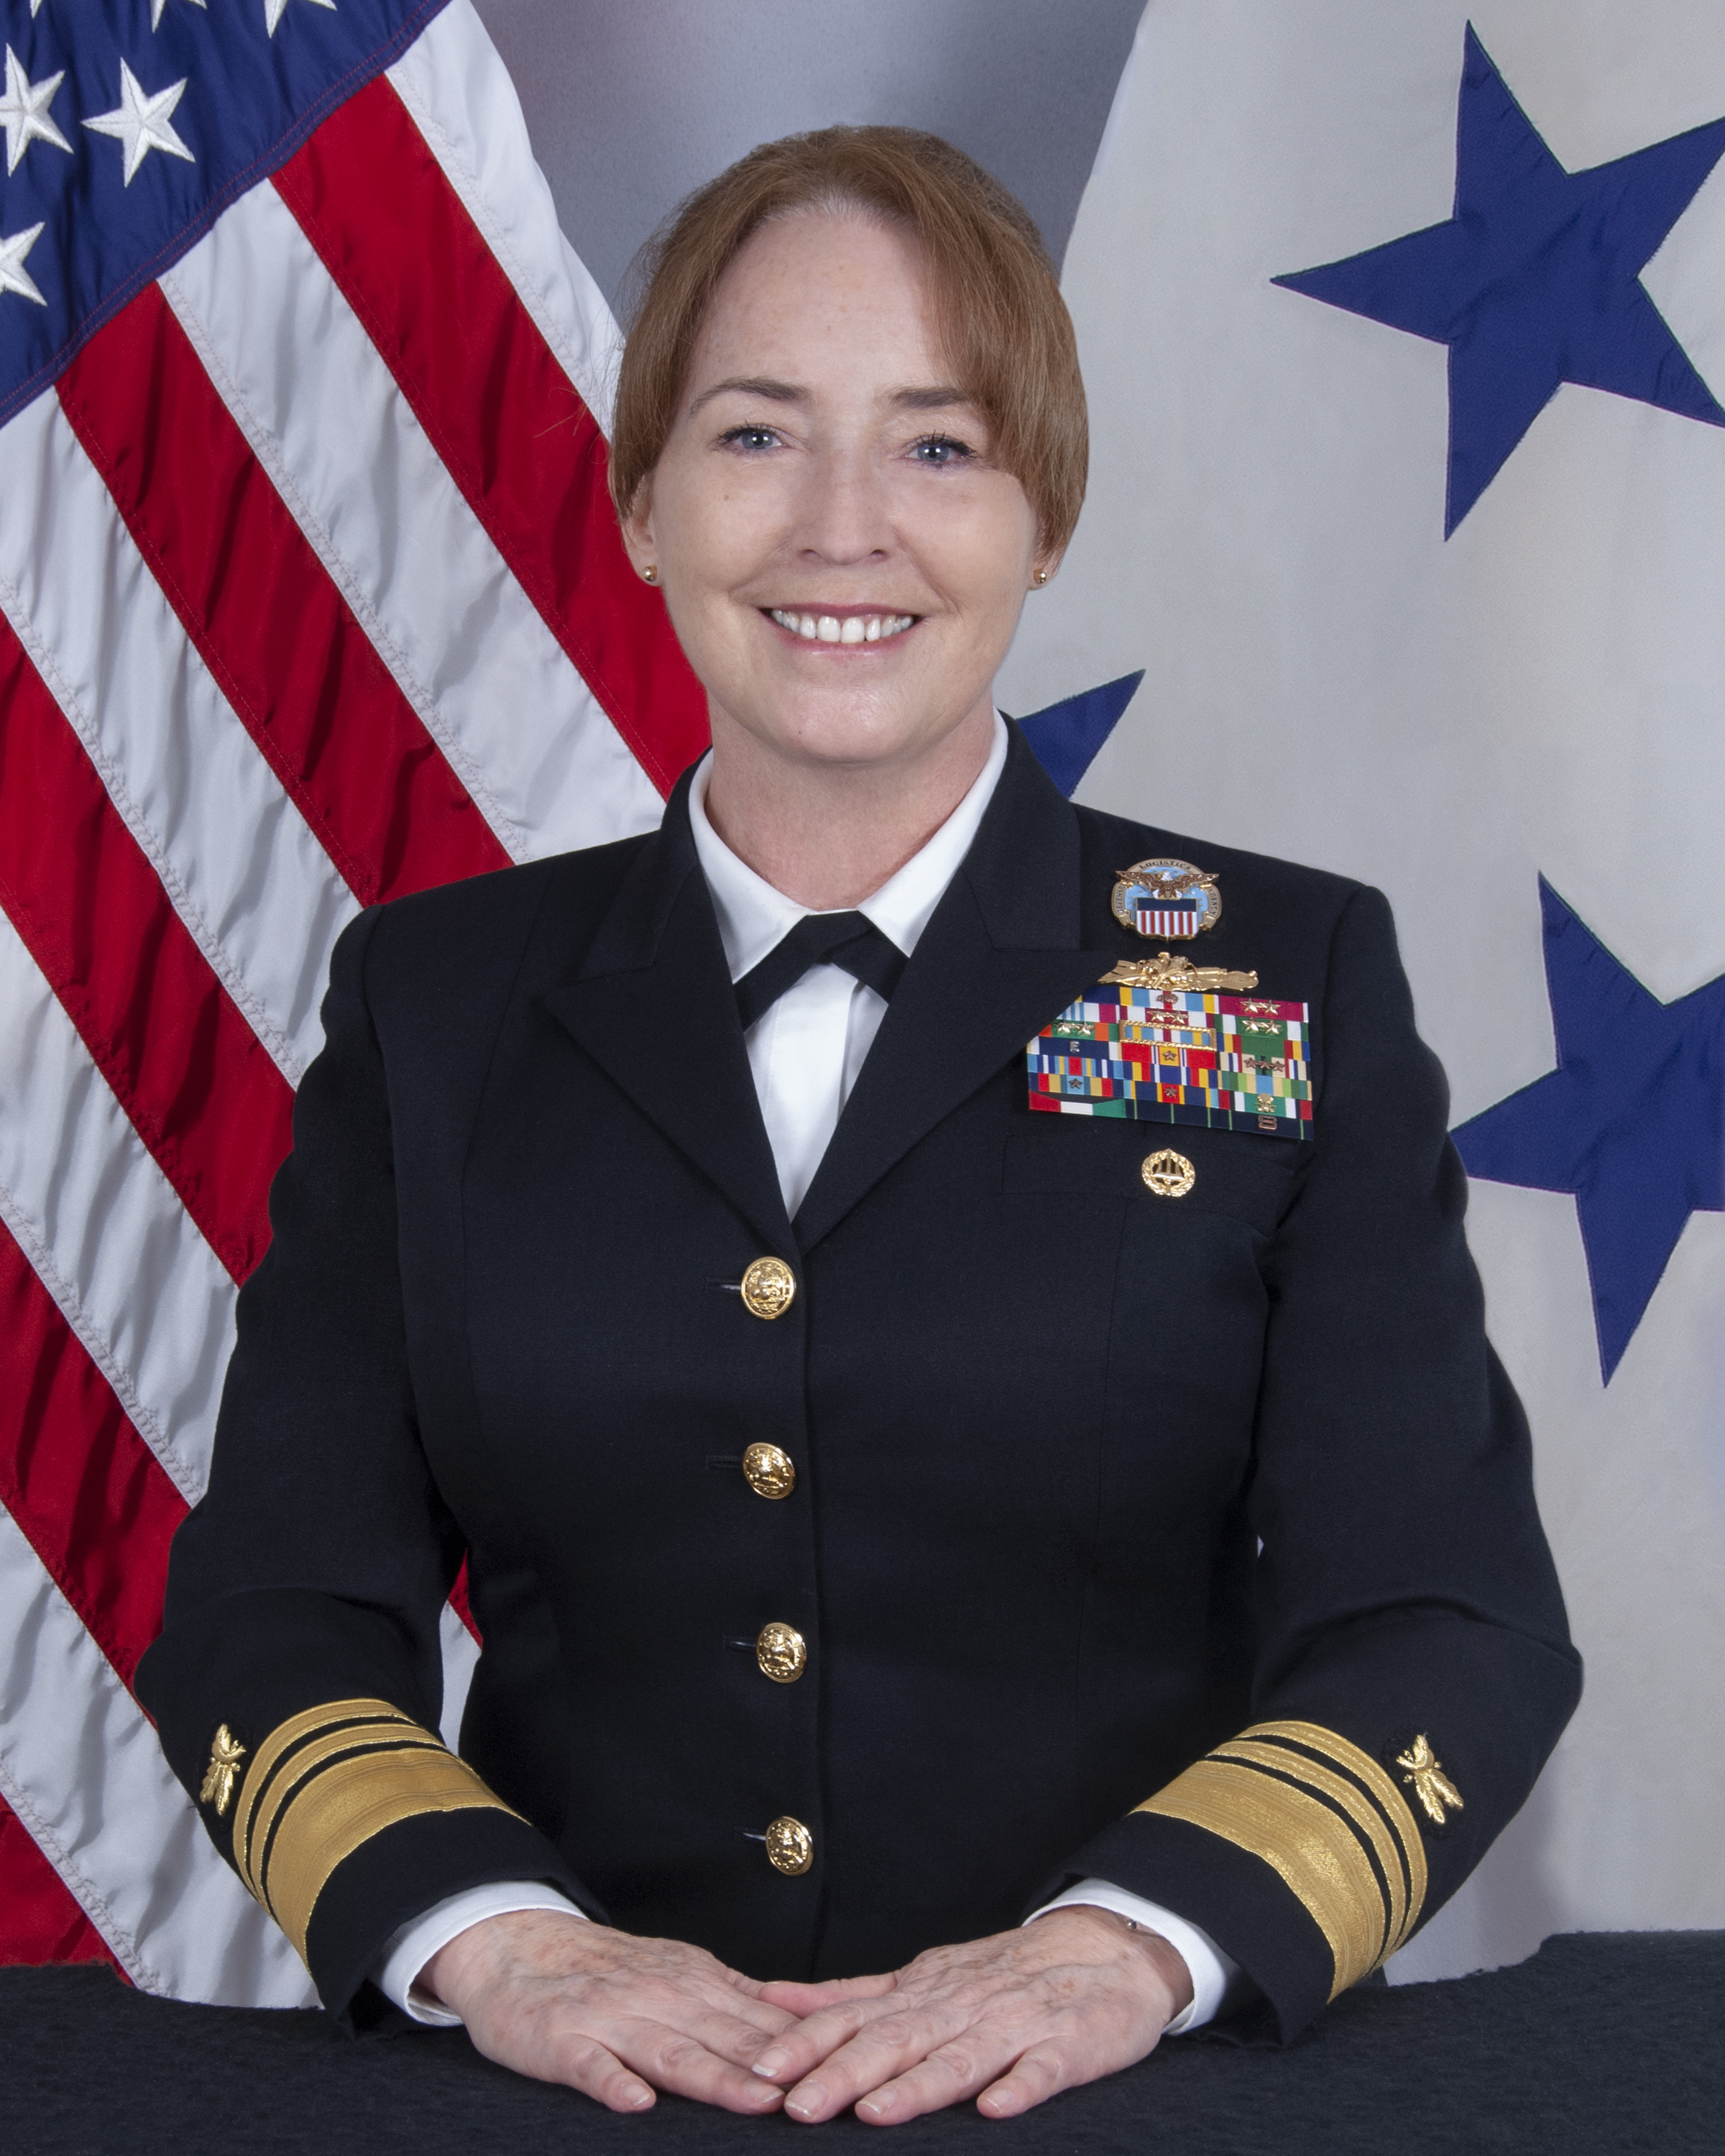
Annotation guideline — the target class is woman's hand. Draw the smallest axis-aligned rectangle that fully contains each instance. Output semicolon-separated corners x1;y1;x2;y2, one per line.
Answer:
422;1910;796;2115
748;1906;1193;2125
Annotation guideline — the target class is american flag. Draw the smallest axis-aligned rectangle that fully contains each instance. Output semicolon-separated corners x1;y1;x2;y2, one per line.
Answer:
0;0;706;2001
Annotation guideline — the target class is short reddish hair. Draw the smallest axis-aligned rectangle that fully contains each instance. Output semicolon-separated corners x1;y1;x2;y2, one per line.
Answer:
608;125;1087;554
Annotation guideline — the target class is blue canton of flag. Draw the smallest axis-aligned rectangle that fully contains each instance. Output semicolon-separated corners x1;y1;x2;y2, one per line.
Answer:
0;0;448;424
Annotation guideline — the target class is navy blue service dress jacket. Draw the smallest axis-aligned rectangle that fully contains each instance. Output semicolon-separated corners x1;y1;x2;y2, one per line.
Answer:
137;729;1580;2040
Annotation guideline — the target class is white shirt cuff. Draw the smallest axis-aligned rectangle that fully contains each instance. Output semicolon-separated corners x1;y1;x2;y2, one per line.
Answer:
373;1881;586;2025
1026;1879;1238;2033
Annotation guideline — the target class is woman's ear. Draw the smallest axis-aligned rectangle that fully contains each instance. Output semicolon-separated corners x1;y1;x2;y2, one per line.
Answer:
620;480;658;584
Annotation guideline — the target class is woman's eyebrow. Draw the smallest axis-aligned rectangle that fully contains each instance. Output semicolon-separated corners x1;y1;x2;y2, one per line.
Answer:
688;379;974;415
891;385;970;410
689;376;806;413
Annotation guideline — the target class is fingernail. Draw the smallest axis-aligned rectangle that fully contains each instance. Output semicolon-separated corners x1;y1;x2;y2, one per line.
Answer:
753;2049;789;2078
786;2084;826;2119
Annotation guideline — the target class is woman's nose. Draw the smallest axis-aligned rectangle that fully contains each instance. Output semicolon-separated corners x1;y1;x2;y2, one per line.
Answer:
791;447;893;564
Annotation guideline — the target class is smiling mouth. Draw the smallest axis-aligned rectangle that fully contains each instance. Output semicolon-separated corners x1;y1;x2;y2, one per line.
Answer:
765;608;919;645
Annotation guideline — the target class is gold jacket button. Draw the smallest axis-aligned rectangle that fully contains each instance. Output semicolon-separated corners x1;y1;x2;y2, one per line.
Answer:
740;1256;797;1319
741;1442;796;1500
756;1622;807;1683
765;1816;814;1875
1141;1147;1195;1198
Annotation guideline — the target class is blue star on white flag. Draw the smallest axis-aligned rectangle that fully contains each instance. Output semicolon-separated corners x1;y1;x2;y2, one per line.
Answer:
1276;24;1725;533
1454;881;1725;1381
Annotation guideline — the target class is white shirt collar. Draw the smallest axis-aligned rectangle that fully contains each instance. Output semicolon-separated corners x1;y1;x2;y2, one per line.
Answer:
689;712;1011;983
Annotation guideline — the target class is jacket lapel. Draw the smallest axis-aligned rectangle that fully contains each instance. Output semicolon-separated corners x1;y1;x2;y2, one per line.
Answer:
539;773;794;1256
794;732;1114;1251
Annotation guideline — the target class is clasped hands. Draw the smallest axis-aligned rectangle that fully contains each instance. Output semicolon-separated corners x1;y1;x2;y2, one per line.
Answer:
424;1903;1192;2124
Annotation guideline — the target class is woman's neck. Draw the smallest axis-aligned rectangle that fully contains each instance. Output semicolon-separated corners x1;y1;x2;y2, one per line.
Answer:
702;701;998;910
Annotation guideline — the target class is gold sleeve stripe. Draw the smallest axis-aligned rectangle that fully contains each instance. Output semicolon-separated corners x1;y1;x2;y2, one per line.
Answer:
229;1697;520;1962
241;1723;445;1903
1134;1718;1428;1997
1246;1719;1427;1949
1212;1741;1412;1955
263;1744;515;1959
1140;1758;1384;1994
232;1699;415;1887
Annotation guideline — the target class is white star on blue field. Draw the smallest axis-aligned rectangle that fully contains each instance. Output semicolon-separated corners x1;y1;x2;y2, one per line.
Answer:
1276;23;1725;533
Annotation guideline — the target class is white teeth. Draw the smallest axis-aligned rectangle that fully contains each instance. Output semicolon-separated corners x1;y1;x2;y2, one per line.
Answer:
768;609;916;643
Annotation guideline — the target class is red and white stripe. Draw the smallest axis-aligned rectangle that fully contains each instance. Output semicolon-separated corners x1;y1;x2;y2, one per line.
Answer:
0;0;702;1999
1133;908;1201;939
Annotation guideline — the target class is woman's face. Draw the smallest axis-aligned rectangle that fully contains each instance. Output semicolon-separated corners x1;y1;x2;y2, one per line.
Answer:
625;211;1046;778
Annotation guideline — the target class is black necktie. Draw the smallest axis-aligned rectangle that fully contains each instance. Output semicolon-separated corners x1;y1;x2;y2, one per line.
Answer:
733;912;907;1031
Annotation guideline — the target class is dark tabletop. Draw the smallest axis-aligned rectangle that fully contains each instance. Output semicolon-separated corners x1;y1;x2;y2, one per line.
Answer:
4;1932;1721;2156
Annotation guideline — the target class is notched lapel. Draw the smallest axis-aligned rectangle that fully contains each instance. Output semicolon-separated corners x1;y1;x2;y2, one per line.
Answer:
794;734;1113;1251
538;791;793;1256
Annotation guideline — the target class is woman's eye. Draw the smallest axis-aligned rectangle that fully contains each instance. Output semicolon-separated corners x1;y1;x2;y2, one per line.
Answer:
719;425;781;453
908;434;974;467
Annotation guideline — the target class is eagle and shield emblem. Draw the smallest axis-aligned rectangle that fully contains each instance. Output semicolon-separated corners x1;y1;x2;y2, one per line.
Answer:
1110;858;1222;940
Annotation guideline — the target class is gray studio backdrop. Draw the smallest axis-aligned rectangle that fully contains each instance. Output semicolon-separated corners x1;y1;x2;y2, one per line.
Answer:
469;0;1145;303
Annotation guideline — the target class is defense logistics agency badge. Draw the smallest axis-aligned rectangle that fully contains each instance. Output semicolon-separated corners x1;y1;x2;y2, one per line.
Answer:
1027;977;1314;1137
1112;858;1221;941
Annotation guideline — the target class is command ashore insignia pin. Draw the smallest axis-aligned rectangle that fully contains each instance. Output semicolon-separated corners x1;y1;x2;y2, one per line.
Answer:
1026;975;1314;1137
200;1725;247;1818
1112;859;1221;941
1141;1148;1196;1198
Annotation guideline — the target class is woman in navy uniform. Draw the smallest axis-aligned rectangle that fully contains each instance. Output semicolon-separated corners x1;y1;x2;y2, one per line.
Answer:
137;126;1578;2124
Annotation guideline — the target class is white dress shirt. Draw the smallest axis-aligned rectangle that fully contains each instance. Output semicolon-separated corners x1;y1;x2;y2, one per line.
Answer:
375;715;1236;2032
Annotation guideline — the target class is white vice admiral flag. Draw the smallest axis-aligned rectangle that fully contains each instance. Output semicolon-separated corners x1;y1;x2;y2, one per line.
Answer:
1000;0;1725;1981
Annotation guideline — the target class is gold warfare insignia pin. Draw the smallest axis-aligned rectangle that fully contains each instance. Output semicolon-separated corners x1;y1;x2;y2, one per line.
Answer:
1396;1734;1463;1826
1112;859;1222;941
200;1725;247;1818
1101;952;1259;995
